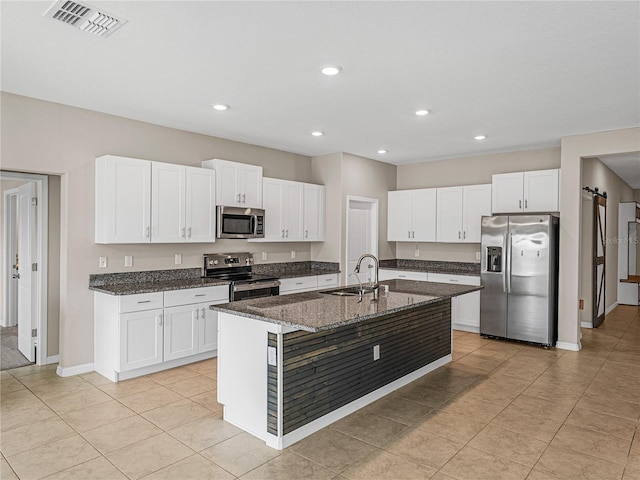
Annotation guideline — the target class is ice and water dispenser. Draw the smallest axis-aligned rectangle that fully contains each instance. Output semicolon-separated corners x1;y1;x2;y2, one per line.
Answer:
486;246;502;272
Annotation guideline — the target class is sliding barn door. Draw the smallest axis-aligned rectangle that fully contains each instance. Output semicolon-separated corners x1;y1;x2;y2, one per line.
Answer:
593;196;606;327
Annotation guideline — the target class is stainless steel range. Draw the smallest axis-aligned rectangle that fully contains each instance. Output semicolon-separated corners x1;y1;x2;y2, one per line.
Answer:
203;252;280;302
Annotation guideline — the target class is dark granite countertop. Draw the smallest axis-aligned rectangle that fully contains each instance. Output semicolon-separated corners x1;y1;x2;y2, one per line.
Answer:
211;279;481;332
378;259;480;276
90;277;229;295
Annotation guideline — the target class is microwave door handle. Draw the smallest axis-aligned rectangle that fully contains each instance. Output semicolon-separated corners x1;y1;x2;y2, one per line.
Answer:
251;215;257;236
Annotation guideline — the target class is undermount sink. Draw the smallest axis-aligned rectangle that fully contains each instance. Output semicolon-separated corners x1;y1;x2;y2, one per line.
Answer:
320;286;373;296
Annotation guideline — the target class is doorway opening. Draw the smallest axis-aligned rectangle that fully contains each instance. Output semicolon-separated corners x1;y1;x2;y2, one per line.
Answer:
345;196;378;286
1;171;48;368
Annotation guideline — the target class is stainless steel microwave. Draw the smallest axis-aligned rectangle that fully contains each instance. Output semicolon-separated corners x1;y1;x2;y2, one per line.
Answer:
216;206;265;239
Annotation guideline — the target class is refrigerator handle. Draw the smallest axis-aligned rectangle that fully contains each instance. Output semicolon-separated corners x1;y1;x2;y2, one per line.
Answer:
506;233;512;293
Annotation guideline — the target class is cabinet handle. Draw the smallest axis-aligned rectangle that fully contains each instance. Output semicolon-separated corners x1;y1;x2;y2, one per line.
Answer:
463;231;466;240
201;307;206;318
412;231;415;238
237;193;241;203
194;308;199;320
296;282;303;285
525;199;528;209
187;227;192;238
282;229;285;238
146;226;150;238
137;300;151;304
305;230;308;238
519;200;522;209
458;231;461;239
408;230;411;239
158;314;163;327
242;193;246;203
181;227;186;238
450;279;459;282
285;229;289;238
194;294;206;297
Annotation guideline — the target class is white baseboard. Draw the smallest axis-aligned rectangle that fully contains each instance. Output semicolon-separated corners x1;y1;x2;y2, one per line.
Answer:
56;363;95;377
46;355;60;365
452;323;480;334
580;322;593;329
555;341;581;351
605;302;619;315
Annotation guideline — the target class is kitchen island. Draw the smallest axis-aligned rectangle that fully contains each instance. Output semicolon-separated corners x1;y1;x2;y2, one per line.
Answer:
211;279;481;449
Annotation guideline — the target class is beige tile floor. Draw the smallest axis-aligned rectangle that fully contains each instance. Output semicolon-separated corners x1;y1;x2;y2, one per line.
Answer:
1;305;639;479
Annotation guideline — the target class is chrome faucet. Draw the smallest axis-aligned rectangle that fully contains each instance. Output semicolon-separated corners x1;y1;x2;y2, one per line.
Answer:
354;253;379;300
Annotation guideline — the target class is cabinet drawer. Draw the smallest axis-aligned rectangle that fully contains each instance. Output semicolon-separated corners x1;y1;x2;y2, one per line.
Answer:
164;286;229;307
279;276;318;294
119;292;164;313
428;273;480;286
317;274;338;289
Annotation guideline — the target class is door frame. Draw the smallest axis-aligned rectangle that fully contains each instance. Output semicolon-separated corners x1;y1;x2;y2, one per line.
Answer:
0;171;48;365
2;188;19;327
344;196;379;286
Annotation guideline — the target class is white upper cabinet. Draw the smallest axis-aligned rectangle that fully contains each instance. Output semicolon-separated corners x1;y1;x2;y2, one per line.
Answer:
261;178;304;241
202;158;263;208
436;185;491;243
96;155;151;244
492;169;559;213
388;189;437;242
303;183;325;241
152;163;216;243
96;156;215;244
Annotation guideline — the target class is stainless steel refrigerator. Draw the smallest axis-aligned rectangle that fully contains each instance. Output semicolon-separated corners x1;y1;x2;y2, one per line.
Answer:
480;214;559;346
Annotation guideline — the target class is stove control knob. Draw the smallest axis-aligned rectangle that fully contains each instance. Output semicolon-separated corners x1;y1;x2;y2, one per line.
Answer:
214;260;219;265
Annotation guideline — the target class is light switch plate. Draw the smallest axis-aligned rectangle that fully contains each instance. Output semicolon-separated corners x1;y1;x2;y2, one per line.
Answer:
291;250;296;259
99;257;107;268
124;256;133;267
476;251;481;260
261;252;267;261
414;249;420;257
174;254;182;265
267;346;277;366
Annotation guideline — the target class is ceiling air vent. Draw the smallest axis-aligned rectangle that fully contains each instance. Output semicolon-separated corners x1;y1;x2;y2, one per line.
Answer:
44;0;127;37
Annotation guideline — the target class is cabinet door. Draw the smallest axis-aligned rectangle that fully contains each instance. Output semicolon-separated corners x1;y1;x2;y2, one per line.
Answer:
199;301;223;353
262;178;285;241
455;291;480;330
215;160;241;206
436;187;463;242
151;162;185;243
283;181;304;241
163;304;199;361
119;309;163;371
524;169;559;212
412;189;437;242
96;156;151;243
186;167;216;242
239;165;263;208
388;191;413;241
462;184;492;243
492;172;524;213
303;183;325;241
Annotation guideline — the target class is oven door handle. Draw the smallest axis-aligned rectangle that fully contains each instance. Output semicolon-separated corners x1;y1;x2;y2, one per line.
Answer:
232;280;281;292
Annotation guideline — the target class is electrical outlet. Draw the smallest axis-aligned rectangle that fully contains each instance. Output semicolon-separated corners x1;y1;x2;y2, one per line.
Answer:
262;251;267;261
291;250;296;259
124;256;133;267
174;254;182;265
476;251;481;260
99;256;107;268
373;344;380;361
414;248;420;257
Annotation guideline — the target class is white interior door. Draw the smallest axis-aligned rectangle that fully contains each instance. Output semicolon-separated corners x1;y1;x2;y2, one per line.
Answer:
346;199;378;286
17;182;36;361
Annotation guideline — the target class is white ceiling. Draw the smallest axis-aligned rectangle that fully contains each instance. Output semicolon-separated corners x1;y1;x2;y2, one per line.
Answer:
1;1;639;166
598;152;640;189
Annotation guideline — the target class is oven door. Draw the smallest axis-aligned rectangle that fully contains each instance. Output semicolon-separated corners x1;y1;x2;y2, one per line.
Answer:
231;281;280;302
217;206;265;239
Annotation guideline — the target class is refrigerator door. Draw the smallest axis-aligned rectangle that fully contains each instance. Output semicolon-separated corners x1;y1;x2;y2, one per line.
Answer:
480;215;508;337
507;215;553;344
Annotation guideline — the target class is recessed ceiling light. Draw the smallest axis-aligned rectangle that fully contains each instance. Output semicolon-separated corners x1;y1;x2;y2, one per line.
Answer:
311;131;324;137
212;104;229;111
321;65;342;76
474;135;487;140
377;149;388;154
415;110;430;116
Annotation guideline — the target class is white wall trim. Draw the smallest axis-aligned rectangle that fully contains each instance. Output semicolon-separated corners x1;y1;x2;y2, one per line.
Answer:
605;302;619;315
555;341;581;351
580;321;593;329
2;188;19;328
46;354;59;364
57;363;94;377
0;171;49;366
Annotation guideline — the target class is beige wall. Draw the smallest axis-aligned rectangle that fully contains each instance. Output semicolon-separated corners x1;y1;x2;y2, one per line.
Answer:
1;92;313;369
580;158;634;325
310;153;396;271
395;147;561;263
559;127;640;349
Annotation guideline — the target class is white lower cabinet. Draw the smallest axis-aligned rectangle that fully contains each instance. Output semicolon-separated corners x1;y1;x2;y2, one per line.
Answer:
378;269;428;281
428;273;480;333
95;285;228;382
279;273;339;295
